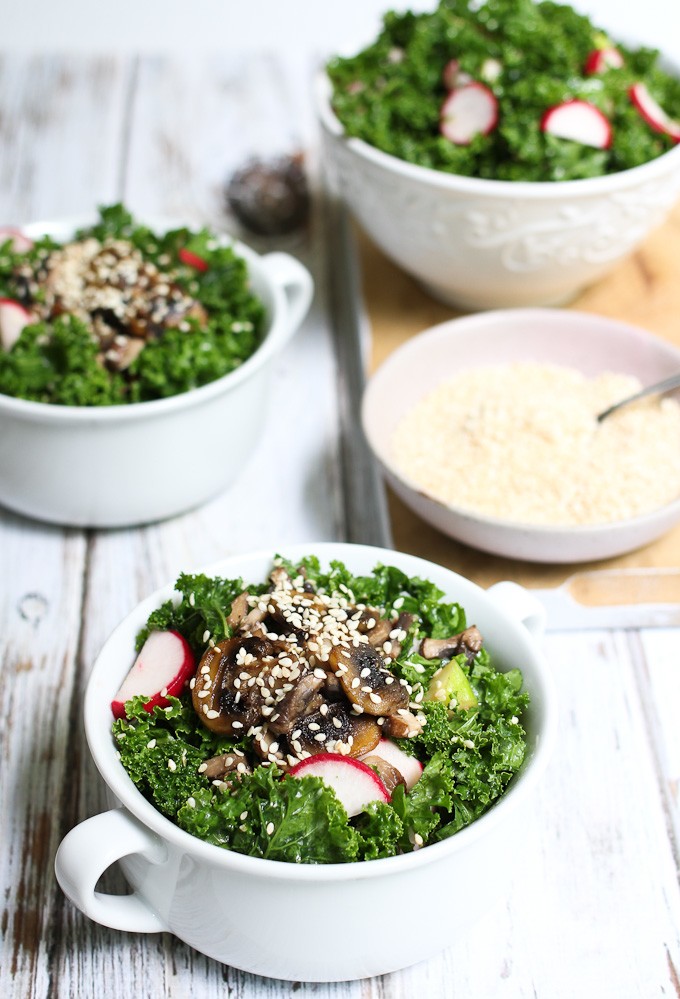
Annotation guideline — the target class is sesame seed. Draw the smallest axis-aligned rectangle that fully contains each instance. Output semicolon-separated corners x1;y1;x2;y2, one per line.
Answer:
266;822;275;836
206;709;220;719
187;797;196;808
314;733;327;742
146;739;157;749
202;630;210;643
167;759;177;771
198;763;208;773
414;833;424;846
369;693;382;704
351;677;361;689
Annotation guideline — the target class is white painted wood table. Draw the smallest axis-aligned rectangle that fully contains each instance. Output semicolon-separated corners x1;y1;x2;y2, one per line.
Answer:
1;52;679;999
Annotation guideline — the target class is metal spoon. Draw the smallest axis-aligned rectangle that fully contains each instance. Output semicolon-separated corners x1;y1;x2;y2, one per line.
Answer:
596;371;680;422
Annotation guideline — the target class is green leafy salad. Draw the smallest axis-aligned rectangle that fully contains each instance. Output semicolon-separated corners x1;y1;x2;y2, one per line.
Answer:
327;0;680;181
112;555;529;864
0;204;265;406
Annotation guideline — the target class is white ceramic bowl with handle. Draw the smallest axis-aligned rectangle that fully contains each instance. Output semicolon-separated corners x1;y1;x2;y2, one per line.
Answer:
317;73;680;310
0;217;313;527
55;542;557;982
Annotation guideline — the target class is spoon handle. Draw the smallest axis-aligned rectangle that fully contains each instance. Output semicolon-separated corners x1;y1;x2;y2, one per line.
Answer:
597;371;680;422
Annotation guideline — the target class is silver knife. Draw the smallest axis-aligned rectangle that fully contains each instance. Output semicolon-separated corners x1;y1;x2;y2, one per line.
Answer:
532;568;680;630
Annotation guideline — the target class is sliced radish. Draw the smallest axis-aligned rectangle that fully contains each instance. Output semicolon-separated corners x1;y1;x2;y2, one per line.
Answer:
0;226;33;253
584;47;624;75
629;82;680;142
178;247;209;272
361;738;423;791
289;752;389;817
0;298;33;351
541;100;612;149
111;630;195;719
440;82;498;145
442;59;472;91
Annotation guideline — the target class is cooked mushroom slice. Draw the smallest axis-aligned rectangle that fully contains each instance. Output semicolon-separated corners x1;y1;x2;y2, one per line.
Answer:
267;671;325;735
362;756;405;797
346;715;381;758
291;703;353;757
192;635;277;735
252;724;289;767
269;565;294;591
383;709;423;740
200;749;252;783
387;612;416;659
226;591;250;630
102;334;145;372
321;672;344;701
420;625;483;663
327;642;409;717
266;589;328;642
356;609;392;648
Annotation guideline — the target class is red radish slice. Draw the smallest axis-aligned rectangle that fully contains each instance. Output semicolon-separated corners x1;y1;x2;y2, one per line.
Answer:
584;47;624;75
0;298;32;350
541;100;612;149
442;59;472;91
178;247;209;272
111;630;195;719
629;82;680;142
440;82;498;145
289;752;390;817
361;738;423;791
0;226;33;253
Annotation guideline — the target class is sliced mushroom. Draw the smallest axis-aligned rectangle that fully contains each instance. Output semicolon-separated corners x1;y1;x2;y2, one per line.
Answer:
192;635;279;735
362;756;406;797
291;703;353;756
267;671;325;735
420;625;483;663
383;709;423;740
356;609;392;648
252;724;288;767
102;334;145;371
266;588;328;642
346;714;381;758
226;591;250;630
327;642;409;717
386;612;416;659
200;749;252;783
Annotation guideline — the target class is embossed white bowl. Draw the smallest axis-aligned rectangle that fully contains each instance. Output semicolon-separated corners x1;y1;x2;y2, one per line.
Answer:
317;74;680;310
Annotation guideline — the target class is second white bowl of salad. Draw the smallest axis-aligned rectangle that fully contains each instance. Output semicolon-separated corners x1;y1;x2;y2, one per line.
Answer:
0;205;313;527
55;542;557;981
318;0;680;309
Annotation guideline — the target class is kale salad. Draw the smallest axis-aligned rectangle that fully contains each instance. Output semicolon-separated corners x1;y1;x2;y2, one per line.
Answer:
327;0;680;181
0;204;265;406
112;555;529;864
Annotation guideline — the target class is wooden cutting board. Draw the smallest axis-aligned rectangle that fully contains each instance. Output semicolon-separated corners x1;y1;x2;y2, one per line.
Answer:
360;200;680;590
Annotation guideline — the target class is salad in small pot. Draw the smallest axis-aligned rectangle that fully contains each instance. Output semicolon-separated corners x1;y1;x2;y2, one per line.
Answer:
0;204;265;405
111;553;530;864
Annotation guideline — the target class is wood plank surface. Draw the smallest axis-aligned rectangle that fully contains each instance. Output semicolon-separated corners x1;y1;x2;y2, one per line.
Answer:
0;51;679;999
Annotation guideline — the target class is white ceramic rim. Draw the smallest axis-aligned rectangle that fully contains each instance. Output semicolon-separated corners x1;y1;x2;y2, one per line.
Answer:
316;72;680;197
361;308;680;542
0;215;294;424
84;542;558;883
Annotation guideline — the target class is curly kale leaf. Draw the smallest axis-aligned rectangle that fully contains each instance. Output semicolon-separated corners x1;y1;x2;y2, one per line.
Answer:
0;315;126;405
178;767;360;864
135;572;247;654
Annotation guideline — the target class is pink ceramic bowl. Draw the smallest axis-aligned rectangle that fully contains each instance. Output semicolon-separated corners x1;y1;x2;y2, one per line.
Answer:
362;309;680;563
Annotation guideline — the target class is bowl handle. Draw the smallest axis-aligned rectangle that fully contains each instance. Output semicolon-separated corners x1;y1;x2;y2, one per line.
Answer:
486;581;546;642
261;251;313;344
55;808;168;933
